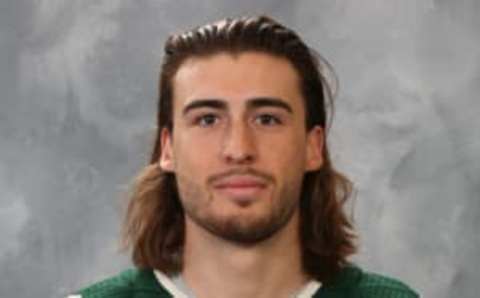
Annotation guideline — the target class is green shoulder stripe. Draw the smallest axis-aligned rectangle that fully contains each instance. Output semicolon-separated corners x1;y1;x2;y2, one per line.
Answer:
71;266;418;298
356;271;419;298
314;265;419;298
73;269;172;298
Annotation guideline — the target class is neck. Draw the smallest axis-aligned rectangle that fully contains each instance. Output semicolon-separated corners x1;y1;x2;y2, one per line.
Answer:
181;209;310;298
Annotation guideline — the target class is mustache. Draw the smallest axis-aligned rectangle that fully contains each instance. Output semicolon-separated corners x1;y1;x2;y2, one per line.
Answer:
207;168;274;185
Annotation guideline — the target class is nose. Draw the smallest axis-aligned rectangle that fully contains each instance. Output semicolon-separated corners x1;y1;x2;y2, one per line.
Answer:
221;121;257;164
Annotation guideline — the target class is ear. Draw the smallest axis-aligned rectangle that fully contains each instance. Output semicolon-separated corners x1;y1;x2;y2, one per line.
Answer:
305;125;324;172
159;127;175;172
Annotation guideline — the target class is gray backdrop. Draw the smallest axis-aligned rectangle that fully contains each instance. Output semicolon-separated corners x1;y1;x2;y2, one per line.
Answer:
1;1;479;297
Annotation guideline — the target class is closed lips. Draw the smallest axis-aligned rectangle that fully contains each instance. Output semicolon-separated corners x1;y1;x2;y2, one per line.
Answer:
213;176;267;188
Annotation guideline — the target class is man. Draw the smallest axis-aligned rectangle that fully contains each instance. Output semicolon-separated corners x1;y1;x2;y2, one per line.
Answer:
70;15;418;298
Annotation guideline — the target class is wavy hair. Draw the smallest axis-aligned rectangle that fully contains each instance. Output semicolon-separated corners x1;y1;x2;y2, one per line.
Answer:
122;15;356;282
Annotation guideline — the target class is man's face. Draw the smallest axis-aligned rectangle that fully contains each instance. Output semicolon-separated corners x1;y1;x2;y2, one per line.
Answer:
160;51;323;244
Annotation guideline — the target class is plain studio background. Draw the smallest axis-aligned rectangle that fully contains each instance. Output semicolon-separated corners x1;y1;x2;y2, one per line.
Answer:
1;1;479;297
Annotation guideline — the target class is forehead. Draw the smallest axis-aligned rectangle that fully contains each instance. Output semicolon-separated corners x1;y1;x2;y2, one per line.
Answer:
171;51;304;110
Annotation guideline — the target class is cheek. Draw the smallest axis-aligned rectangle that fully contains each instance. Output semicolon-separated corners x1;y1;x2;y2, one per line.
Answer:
283;148;307;175
174;133;218;172
261;132;307;163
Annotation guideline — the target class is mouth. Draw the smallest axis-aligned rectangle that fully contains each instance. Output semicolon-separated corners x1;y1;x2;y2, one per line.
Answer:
212;175;267;201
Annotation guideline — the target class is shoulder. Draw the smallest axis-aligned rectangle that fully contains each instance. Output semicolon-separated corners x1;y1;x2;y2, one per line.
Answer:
356;269;419;298
67;268;172;298
317;265;419;298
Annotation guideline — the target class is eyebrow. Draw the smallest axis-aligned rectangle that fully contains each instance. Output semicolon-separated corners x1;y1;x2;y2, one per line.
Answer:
182;97;293;116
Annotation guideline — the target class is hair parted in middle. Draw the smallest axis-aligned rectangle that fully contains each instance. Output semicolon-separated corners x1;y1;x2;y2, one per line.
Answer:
122;15;356;283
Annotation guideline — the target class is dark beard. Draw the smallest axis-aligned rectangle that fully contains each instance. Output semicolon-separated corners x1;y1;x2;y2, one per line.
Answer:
176;166;303;245
184;196;298;246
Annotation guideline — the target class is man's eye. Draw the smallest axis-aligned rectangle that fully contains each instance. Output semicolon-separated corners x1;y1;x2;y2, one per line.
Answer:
255;114;282;126
195;114;219;127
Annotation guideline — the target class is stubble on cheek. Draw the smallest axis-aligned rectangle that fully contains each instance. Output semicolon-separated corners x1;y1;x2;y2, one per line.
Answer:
175;169;209;210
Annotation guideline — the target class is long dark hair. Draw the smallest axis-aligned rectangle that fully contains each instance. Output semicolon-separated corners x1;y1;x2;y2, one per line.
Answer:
122;15;356;282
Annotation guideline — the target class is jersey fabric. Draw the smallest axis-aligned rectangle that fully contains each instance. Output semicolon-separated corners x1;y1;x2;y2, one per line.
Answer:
70;265;419;298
